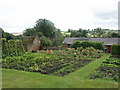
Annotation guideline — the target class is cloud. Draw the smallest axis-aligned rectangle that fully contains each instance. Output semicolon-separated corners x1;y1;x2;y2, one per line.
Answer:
93;9;117;20
0;0;119;33
92;8;118;29
90;0;119;30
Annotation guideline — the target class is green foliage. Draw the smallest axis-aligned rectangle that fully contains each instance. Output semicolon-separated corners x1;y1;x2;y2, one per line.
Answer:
103;58;120;65
2;39;25;58
53;59;93;76
40;36;52;46
70;29;88;37
77;47;83;52
80;47;103;58
2;52;94;76
112;44;120;55
71;41;104;51
23;28;36;36
23;19;64;46
93;28;105;37
66;28;120;38
34;19;59;38
52;34;64;46
90;57;119;82
2;47;104;76
0;28;15;40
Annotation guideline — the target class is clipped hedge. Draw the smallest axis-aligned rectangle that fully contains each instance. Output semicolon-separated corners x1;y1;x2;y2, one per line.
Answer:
112;44;120;55
71;41;104;51
2;39;25;58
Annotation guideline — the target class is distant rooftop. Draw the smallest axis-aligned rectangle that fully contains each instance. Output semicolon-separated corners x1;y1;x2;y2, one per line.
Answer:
63;38;120;45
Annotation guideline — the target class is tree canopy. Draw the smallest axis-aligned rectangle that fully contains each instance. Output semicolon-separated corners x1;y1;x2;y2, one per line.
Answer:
65;28;120;38
23;19;64;46
0;28;15;40
34;19;58;38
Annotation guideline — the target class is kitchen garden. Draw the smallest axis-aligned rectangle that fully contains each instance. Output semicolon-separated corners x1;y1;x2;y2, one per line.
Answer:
2;39;119;88
2;46;103;76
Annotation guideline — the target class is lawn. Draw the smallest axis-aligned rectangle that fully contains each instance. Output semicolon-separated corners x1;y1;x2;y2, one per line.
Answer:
2;54;118;88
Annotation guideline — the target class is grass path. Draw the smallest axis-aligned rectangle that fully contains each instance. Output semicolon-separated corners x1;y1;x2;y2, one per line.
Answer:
2;54;118;88
66;54;111;79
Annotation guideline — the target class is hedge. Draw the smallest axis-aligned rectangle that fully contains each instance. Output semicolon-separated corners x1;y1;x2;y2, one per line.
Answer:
2;38;25;58
112;44;120;55
71;41;104;51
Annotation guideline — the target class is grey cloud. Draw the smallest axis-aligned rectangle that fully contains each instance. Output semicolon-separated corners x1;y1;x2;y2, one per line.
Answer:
92;7;118;29
93;9;117;20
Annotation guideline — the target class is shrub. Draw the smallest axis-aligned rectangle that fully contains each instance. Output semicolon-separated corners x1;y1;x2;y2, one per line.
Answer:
112;44;120;55
71;41;104;51
40;36;52;46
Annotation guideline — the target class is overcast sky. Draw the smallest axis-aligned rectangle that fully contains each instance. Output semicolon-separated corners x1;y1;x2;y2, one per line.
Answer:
0;0;119;33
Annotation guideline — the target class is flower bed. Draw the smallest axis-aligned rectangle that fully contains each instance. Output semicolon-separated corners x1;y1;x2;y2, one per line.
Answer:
45;47;103;59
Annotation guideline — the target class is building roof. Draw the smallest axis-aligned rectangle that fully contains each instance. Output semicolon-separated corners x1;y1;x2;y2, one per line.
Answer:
63;38;120;45
21;36;35;44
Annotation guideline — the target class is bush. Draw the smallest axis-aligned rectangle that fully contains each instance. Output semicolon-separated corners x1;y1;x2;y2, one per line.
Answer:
40;36;52;46
71;41;104;51
112;44;120;55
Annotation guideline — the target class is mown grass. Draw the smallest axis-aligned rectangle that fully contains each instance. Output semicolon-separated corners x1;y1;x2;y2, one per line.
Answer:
66;54;111;79
2;54;118;88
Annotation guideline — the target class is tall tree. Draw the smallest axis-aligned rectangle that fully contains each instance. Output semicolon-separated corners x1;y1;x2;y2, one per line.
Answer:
23;28;36;36
23;19;64;46
34;19;58;38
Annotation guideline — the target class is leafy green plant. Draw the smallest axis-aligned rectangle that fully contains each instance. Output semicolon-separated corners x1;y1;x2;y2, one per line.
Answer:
90;57;119;82
2;51;94;76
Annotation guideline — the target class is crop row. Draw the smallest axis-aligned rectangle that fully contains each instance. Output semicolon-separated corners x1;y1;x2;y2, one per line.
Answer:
2;52;94;76
53;59;93;76
89;57;120;82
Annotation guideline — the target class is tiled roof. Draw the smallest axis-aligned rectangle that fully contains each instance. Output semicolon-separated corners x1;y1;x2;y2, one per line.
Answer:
21;36;35;44
63;38;120;45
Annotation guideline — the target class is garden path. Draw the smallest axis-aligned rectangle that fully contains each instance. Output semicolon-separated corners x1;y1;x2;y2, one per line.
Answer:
65;54;111;79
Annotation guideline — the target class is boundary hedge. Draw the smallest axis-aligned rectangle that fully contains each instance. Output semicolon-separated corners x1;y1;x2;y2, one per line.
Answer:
112;44;120;55
2;39;25;58
71;41;104;51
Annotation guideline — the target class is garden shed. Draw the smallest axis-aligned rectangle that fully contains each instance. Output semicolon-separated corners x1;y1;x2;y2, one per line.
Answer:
62;38;120;53
21;35;40;52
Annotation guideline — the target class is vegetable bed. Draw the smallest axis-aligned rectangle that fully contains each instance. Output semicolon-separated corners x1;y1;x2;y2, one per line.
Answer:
2;47;103;76
2;52;94;76
89;56;120;82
